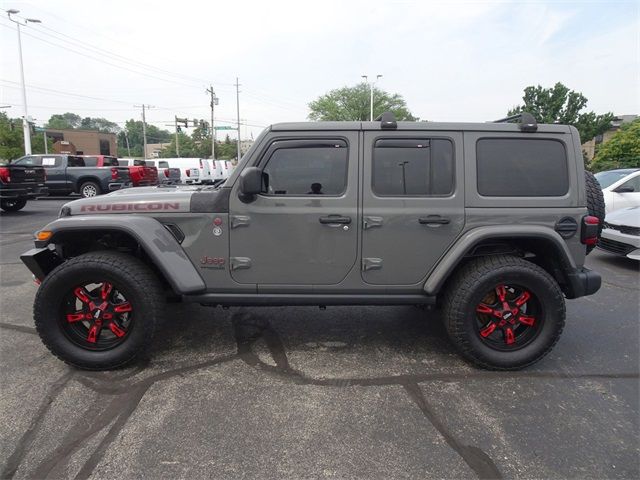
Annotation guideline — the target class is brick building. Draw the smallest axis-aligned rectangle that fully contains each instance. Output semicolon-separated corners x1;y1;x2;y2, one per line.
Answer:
45;128;117;155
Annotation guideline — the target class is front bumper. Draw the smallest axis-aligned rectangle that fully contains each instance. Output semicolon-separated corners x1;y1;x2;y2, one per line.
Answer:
20;247;62;280
565;267;601;299
597;228;640;260
0;185;48;199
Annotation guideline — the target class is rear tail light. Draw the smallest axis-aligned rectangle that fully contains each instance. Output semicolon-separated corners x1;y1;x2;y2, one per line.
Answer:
111;167;119;180
164;168;169;177
0;167;11;183
186;169;191;177
581;215;600;246
199;159;203;168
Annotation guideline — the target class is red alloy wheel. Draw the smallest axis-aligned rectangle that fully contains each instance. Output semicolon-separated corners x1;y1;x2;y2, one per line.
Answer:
474;283;542;351
60;281;134;350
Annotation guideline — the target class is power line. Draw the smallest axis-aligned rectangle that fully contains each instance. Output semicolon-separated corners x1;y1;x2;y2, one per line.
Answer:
8;5;236;88
0;21;206;91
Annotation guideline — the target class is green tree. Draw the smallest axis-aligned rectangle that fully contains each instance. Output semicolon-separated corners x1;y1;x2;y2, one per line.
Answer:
508;82;613;143
79;117;120;133
590;119;640;172
214;135;238;159
0;113;53;160
117;119;173;157
45;112;82;129
308;83;417;121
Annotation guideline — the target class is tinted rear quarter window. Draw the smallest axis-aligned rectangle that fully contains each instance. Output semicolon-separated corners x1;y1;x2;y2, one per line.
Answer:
476;138;568;196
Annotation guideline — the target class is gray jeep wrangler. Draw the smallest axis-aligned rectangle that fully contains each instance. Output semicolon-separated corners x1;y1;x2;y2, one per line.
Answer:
21;112;605;371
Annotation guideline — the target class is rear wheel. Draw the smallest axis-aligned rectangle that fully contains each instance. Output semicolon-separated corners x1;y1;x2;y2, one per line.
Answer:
34;251;164;370
79;181;101;198
443;255;565;370
1;198;27;212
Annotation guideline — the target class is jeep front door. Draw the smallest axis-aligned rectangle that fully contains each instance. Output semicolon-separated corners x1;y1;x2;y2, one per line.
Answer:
229;134;359;286
361;131;464;285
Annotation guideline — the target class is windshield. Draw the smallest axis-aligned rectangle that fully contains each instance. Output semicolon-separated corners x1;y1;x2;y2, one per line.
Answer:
594;170;637;189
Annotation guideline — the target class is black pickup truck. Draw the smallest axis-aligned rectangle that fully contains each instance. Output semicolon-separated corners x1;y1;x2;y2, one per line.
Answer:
12;154;131;198
0;160;49;212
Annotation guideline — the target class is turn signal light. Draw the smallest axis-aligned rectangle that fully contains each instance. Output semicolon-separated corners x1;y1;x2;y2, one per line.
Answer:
36;230;53;241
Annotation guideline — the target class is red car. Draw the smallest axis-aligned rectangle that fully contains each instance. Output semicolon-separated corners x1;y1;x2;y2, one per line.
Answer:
83;156;158;187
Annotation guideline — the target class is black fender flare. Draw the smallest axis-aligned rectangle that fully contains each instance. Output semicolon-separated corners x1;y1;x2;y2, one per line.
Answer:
423;225;577;295
35;215;205;294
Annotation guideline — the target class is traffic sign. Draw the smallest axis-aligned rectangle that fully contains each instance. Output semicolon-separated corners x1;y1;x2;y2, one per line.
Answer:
214;126;234;130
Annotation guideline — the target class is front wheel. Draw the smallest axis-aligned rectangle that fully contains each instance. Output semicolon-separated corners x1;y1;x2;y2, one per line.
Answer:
34;251;164;370
442;255;565;370
1;198;28;212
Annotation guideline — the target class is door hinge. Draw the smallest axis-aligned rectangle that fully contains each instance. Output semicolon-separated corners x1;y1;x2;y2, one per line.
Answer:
362;258;383;271
230;257;252;270
363;216;383;230
230;215;251;229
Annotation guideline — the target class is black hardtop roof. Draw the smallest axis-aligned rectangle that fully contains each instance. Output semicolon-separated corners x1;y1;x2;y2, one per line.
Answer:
270;120;572;134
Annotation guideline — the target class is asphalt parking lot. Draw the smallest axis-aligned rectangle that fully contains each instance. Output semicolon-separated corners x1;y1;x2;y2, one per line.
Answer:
1;198;638;479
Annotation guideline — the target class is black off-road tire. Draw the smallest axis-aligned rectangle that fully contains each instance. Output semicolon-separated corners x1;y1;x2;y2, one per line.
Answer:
443;255;565;370
1;198;28;212
585;170;605;254
79;181;102;198
34;251;164;370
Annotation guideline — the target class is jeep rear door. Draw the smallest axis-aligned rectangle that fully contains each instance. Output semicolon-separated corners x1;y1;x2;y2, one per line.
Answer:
361;131;465;285
228;133;359;286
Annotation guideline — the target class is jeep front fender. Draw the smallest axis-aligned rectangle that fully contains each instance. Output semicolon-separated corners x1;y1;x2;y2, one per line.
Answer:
423;225;577;295
32;215;206;294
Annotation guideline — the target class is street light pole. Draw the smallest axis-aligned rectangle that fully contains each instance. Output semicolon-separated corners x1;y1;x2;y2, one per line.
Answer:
361;74;383;121
7;9;41;156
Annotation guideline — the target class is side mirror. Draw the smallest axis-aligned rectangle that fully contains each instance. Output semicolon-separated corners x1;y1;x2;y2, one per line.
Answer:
238;167;262;201
613;185;634;193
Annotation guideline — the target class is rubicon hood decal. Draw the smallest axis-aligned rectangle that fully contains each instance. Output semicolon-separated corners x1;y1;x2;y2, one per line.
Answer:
64;188;194;215
80;202;181;212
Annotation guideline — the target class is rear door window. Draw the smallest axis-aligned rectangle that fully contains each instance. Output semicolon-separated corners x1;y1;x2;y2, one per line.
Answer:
372;138;454;196
83;156;98;167
476;138;568;196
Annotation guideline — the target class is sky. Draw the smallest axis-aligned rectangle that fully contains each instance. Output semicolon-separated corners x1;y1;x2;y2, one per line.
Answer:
1;0;638;140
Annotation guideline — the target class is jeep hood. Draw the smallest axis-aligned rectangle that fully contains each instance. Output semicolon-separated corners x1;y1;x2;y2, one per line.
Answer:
62;186;199;215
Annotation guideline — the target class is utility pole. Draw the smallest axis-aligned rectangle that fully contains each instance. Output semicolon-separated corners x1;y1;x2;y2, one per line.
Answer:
43;130;47;154
206;85;218;159
361;74;383;121
7;10;41;155
124;130;131;156
134;104;153;159
174;115;180;157
235;77;241;161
